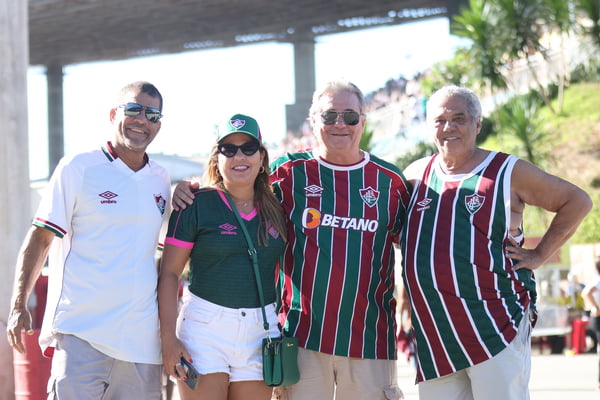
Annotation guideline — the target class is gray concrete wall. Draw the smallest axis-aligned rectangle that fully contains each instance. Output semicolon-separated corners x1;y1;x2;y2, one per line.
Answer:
1;1;31;399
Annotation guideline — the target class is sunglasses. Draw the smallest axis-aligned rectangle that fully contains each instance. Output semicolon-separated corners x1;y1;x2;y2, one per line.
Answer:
320;110;362;126
218;141;261;158
118;103;162;123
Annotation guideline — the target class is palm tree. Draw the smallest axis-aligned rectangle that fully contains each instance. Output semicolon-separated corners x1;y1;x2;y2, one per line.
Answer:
452;0;563;113
451;0;508;92
492;0;557;113
494;93;551;167
541;0;578;113
419;48;477;97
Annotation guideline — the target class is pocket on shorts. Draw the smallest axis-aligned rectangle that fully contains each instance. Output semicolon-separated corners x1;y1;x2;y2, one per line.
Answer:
520;319;532;346
179;298;222;324
515;311;532;349
383;384;404;400
181;305;220;324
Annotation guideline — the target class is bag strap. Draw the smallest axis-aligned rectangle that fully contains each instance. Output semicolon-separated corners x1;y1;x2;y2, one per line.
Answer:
224;191;270;334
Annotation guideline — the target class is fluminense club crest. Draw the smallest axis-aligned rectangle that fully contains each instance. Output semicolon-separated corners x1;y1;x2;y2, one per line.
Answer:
230;119;246;129
154;194;166;215
465;193;485;215
359;186;379;208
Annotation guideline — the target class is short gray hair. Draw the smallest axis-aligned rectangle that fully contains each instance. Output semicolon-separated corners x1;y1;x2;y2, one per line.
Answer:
309;79;366;118
426;85;482;122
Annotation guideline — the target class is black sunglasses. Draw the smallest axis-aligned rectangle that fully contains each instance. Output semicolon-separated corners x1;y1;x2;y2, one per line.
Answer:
218;141;261;158
320;110;362;126
118;103;162;123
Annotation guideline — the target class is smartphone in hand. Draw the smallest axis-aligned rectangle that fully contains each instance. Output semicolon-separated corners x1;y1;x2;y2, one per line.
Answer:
177;357;199;390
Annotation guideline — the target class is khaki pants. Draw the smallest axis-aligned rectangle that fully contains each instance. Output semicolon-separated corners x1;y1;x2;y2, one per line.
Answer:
273;347;403;400
419;312;532;400
47;334;161;400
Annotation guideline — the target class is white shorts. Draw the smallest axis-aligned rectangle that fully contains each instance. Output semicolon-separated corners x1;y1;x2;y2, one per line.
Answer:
176;290;280;382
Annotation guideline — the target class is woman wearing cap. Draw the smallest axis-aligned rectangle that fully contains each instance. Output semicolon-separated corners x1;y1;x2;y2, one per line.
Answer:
158;114;287;400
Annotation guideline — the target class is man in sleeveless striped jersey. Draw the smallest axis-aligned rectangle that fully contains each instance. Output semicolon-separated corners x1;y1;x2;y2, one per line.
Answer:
400;85;592;400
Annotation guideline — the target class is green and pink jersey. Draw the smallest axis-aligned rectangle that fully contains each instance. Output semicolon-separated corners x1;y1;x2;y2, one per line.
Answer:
165;187;285;308
401;151;536;382
270;150;411;360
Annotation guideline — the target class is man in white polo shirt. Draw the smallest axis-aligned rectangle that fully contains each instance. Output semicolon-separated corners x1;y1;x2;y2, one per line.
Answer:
7;81;171;400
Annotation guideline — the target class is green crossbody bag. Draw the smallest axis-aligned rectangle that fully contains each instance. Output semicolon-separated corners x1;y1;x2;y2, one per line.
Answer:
226;193;300;387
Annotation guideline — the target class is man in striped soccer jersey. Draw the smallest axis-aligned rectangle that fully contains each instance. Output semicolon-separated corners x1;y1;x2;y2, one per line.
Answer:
270;79;411;400
401;85;592;400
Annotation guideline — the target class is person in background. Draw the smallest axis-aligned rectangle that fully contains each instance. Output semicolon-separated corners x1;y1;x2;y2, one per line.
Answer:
401;85;592;400
582;257;600;389
172;79;410;400
158;114;287;400
7;81;170;399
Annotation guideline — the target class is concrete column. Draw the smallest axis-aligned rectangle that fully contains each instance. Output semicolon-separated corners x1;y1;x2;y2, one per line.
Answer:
46;64;64;176
0;0;30;399
285;37;316;132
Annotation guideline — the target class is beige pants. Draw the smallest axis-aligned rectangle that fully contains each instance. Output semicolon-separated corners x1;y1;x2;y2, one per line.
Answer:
47;334;161;400
418;312;532;400
273;347;403;400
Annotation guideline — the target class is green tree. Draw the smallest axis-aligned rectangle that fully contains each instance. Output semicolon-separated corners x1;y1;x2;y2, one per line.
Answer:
542;0;578;112
420;48;478;97
451;0;581;114
493;93;552;167
359;121;374;153
451;0;507;92
494;0;552;114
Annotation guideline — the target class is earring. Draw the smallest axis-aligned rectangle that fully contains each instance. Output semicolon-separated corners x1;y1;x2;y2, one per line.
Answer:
259;166;265;174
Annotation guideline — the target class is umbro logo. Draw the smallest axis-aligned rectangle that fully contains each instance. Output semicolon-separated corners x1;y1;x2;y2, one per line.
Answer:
99;191;118;204
416;197;432;212
269;225;280;239
219;223;238;235
304;185;323;197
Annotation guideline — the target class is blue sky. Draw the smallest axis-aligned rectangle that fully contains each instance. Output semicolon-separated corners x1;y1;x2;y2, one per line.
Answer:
27;17;469;180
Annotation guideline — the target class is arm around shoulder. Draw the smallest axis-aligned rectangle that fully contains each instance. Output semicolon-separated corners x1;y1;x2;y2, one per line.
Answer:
171;179;201;211
403;156;431;187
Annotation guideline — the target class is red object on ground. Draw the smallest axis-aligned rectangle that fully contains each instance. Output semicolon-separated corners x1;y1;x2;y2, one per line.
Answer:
571;319;589;355
13;329;52;400
32;275;48;329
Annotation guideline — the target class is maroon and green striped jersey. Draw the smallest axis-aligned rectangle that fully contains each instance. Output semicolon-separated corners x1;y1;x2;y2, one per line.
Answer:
270;150;411;360
401;151;536;382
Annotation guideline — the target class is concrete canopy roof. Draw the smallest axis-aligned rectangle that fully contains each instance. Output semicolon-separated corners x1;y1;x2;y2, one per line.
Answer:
29;0;452;66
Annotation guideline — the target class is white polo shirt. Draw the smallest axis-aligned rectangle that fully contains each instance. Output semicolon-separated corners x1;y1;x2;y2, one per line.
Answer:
34;143;170;364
